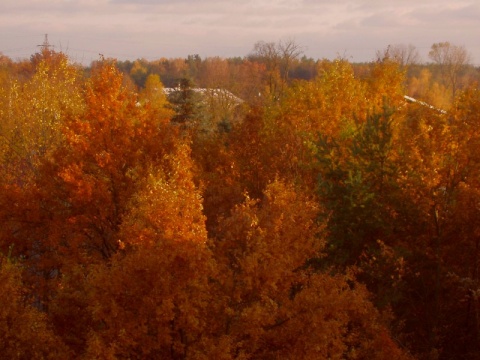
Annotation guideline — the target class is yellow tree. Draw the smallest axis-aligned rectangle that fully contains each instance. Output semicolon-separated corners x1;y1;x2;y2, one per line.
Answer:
138;73;174;119
366;57;406;110
0;51;83;184
225;59;369;201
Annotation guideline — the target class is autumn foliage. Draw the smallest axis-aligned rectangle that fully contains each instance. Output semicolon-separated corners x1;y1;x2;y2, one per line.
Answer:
0;256;69;359
0;46;479;359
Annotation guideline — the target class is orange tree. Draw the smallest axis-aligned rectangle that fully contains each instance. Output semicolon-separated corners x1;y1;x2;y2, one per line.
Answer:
74;144;214;359
206;180;409;359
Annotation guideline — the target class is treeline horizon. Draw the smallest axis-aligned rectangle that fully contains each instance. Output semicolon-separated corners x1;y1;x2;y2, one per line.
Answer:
0;40;480;359
3;40;479;104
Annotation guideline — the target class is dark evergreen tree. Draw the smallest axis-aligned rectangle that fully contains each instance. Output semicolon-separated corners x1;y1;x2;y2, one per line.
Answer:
168;77;206;126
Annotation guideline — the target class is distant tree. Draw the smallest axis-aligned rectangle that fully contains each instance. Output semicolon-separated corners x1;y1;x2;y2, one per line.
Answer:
277;38;304;83
250;40;281;97
290;55;317;80
138;73;174;119
129;59;149;88
407;68;450;109
0;53;13;67
197;56;230;89
186;54;202;79
378;44;421;67
250;39;304;99
161;58;190;87
428;42;471;99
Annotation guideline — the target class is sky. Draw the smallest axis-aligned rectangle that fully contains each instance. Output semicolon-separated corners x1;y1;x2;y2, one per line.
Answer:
1;0;479;66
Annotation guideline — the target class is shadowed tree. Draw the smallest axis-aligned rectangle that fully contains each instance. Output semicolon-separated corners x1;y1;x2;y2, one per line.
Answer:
0;256;69;359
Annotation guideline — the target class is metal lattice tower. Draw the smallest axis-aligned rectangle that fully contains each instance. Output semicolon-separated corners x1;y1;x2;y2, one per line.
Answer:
37;34;54;51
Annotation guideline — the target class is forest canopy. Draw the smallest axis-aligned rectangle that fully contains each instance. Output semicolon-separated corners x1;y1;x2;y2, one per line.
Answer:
0;41;479;359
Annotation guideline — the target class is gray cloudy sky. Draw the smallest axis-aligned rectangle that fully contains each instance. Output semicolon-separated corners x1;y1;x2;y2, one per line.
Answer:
1;0;479;65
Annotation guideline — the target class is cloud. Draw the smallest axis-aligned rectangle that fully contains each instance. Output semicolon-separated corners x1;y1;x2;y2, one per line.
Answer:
410;2;480;26
0;0;478;65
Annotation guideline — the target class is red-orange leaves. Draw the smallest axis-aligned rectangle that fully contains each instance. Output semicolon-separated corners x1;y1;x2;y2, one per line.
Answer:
82;145;212;359
84;241;213;359
0;257;69;359
208;179;408;359
35;60;177;264
211;180;323;355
